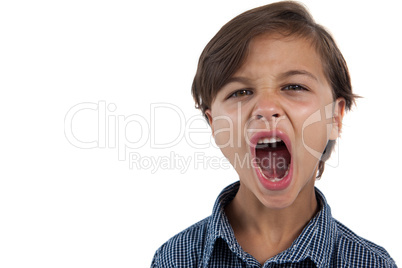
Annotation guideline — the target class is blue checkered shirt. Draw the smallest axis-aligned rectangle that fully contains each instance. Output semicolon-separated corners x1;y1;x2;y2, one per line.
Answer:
151;182;396;267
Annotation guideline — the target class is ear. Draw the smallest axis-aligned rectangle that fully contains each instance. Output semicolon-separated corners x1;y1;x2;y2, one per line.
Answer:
329;98;346;140
205;109;214;136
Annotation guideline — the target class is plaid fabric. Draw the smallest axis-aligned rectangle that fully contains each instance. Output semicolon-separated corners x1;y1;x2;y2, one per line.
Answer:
151;182;396;267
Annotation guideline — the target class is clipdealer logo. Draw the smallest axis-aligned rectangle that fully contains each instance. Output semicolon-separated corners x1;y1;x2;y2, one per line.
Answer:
64;101;214;167
64;100;341;172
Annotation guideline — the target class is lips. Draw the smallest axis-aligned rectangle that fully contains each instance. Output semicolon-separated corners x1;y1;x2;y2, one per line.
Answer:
250;130;293;191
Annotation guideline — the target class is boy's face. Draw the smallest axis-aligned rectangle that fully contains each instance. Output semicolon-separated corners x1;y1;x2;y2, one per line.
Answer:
206;34;345;209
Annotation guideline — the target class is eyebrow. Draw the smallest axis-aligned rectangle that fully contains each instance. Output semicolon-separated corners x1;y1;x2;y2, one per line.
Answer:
223;69;318;87
278;69;318;81
223;76;252;86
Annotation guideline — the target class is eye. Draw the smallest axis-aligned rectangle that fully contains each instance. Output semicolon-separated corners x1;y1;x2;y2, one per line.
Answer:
282;84;308;91
228;89;253;99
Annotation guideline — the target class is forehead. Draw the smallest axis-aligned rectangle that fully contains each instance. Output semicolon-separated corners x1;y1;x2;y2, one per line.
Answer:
234;33;327;82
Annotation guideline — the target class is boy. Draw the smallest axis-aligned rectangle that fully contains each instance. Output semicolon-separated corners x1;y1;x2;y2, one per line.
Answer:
151;2;396;267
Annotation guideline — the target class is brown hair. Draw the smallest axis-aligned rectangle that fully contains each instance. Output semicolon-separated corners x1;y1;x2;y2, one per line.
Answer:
191;1;358;178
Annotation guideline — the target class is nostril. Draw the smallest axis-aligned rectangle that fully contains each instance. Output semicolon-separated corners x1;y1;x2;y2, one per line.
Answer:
256;114;281;120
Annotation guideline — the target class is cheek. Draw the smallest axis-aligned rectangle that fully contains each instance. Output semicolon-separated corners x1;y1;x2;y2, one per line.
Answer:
302;121;329;152
211;105;244;147
213;121;240;168
211;110;249;166
294;107;332;159
212;115;236;148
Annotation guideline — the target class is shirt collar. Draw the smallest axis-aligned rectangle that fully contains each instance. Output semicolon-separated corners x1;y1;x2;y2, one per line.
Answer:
202;181;337;267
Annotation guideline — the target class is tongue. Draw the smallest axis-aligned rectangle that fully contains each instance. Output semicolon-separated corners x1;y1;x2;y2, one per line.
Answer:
256;145;290;179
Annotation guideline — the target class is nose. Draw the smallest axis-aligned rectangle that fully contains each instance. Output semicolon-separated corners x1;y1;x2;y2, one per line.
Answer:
252;92;285;121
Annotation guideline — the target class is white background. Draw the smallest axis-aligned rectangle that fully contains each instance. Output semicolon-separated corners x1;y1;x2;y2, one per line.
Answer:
1;0;401;267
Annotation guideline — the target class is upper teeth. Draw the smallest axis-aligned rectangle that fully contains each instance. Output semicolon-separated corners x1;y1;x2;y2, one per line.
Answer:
257;137;282;144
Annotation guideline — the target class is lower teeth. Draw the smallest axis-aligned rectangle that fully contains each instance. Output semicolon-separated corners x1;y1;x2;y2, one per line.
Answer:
258;167;289;182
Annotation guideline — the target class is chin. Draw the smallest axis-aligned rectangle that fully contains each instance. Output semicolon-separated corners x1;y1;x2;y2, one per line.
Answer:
256;182;298;209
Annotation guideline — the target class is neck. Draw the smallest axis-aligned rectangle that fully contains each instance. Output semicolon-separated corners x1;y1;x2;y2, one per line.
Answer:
225;180;319;262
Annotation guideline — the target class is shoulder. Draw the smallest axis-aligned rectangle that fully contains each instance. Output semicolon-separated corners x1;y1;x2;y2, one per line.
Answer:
151;217;210;268
334;219;397;267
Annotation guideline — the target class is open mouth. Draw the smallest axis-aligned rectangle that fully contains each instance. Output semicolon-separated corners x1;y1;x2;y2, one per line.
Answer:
253;135;291;183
